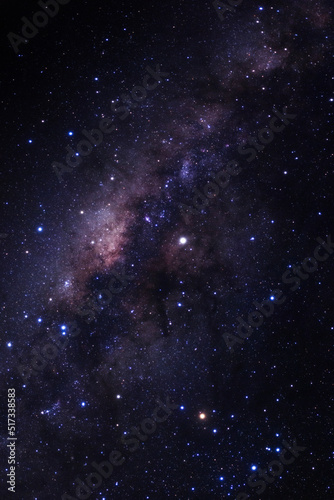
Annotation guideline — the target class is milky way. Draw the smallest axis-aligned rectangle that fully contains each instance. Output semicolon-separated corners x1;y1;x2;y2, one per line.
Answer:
1;0;333;498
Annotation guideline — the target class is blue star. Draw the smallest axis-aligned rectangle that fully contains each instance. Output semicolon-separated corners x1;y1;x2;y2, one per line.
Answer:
68;131;73;136
251;465;257;471
37;227;43;232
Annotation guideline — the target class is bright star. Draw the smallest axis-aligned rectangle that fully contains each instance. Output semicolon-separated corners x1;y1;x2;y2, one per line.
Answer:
37;227;43;232
251;465;257;471
179;237;187;245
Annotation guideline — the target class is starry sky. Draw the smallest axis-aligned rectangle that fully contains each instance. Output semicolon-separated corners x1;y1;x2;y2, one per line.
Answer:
1;0;333;498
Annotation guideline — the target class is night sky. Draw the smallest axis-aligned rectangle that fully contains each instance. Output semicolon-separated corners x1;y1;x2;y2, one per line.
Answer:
1;0;333;499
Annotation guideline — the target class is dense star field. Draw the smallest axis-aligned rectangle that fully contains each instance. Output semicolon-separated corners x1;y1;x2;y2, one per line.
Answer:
0;0;333;498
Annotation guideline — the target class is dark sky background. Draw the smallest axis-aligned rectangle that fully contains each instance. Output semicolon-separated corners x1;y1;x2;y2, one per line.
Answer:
0;0;333;499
